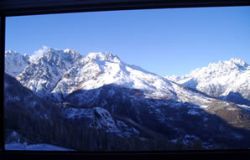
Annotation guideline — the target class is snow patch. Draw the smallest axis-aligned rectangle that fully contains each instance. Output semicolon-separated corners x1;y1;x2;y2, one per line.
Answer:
5;143;74;151
187;109;200;116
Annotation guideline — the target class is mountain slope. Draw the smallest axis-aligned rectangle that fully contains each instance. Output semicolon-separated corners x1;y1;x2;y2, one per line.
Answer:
4;73;52;118
52;52;177;100
4;48;250;149
52;52;216;109
167;58;250;105
4;73;60;145
16;47;81;96
5;50;29;77
4;73;141;150
5;48;230;108
64;84;250;149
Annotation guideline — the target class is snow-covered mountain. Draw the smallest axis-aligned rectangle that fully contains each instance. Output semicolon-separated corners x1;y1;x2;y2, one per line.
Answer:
5;50;29;77
7;48;211;107
16;46;81;96
52;52;177;100
4;48;250;150
5;48;250;111
166;58;250;105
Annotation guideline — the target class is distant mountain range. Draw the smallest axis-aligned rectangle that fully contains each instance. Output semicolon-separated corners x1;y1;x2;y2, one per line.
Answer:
166;58;250;105
4;47;250;150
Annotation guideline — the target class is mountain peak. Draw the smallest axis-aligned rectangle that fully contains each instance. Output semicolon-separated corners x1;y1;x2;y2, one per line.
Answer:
5;50;20;56
193;58;249;75
210;57;248;68
63;48;80;55
17;47;81;95
227;58;248;67
29;46;52;62
29;47;80;63
5;50;29;77
84;52;121;63
169;57;250;100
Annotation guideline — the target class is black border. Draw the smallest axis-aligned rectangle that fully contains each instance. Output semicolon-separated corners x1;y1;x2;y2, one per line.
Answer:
1;150;250;160
0;15;5;153
0;0;250;16
1;0;250;159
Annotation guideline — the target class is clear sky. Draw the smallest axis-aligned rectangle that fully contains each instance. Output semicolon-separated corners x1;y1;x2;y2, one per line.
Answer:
6;6;250;76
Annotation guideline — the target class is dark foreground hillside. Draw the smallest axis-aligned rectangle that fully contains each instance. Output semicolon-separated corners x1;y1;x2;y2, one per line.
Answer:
4;74;250;150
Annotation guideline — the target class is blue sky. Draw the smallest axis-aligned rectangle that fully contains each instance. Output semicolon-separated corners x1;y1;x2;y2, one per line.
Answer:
6;6;250;76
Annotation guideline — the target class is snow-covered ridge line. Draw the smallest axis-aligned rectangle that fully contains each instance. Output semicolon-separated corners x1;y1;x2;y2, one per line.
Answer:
5;47;250;107
29;46;80;63
7;47;175;101
166;57;250;104
12;47;82;96
4;48;250;150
